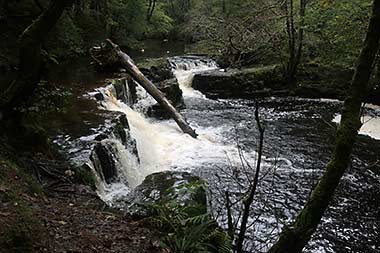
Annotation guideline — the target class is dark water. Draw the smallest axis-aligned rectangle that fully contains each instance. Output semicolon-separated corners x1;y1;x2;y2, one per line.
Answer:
49;54;380;252
183;95;380;252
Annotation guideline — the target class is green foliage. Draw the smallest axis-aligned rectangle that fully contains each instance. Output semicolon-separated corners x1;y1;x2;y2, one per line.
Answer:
145;3;174;38
182;0;285;66
47;12;86;58
146;182;231;253
304;0;373;67
107;0;147;47
147;202;231;253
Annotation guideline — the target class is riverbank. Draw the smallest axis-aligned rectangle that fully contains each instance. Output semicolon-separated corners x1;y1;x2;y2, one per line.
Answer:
0;144;161;252
192;62;380;105
1;54;379;253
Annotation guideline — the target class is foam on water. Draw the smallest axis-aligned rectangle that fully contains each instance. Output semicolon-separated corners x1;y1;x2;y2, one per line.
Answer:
94;58;263;201
170;56;218;97
333;109;380;140
100;86;259;184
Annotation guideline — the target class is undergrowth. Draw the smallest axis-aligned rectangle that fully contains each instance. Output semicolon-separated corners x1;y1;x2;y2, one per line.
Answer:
146;183;232;253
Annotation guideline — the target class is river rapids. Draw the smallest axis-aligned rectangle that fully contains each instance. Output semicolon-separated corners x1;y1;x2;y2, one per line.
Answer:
55;56;380;253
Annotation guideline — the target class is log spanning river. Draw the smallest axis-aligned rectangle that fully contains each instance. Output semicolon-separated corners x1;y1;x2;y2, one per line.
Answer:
54;56;380;253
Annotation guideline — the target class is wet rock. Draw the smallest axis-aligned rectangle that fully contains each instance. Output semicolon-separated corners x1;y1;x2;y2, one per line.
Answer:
367;86;380;105
94;133;108;142
111;114;138;158
138;57;173;82
147;78;185;119
120;171;207;216
191;63;360;101
94;92;104;101
156;78;184;105
90;141;119;184
192;65;287;99
112;77;137;105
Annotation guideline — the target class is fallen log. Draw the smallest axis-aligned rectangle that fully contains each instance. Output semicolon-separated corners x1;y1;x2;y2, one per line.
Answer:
90;39;198;138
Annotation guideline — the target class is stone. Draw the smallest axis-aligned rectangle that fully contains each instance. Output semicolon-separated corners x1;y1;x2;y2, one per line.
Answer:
119;171;207;216
110;114;138;159
138;57;173;82
90;141;118;184
192;65;286;99
111;77;137;105
147;78;185;119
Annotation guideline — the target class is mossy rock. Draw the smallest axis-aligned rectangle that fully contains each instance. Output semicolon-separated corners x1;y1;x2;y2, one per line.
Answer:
118;171;207;216
192;65;287;98
138;57;173;82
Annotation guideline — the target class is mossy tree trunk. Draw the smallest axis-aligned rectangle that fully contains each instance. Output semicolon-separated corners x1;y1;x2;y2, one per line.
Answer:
268;0;380;252
0;0;74;114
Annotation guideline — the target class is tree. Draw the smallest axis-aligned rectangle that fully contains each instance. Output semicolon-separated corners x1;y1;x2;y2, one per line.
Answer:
268;0;380;252
0;0;74;145
235;103;265;253
147;0;157;22
283;0;307;84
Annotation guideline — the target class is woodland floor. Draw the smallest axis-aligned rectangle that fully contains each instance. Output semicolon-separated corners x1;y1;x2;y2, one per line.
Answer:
0;159;161;253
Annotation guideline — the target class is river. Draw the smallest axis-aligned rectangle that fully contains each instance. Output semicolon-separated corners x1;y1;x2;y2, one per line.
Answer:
53;56;380;253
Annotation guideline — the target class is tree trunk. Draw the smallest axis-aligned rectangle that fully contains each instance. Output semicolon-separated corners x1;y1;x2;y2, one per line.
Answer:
0;0;74;112
90;39;198;138
147;0;156;22
285;0;305;85
294;0;306;74
268;0;380;252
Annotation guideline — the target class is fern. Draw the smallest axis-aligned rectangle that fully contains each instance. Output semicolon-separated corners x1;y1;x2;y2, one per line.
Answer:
146;199;232;253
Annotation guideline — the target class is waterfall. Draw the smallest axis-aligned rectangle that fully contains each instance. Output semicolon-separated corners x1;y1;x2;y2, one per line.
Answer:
170;56;218;96
88;57;262;204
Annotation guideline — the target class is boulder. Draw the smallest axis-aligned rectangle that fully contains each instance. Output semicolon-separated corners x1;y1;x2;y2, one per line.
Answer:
147;78;185;119
366;86;380;105
119;171;207;216
110;114;138;158
89;112;139;184
111;77;137;105
192;65;287;99
294;64;353;100
138;57;173;82
90;141;119;184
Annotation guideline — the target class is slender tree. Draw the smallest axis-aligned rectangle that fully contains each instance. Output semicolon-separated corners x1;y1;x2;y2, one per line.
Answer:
269;0;380;252
235;102;265;253
147;0;157;22
284;0;307;84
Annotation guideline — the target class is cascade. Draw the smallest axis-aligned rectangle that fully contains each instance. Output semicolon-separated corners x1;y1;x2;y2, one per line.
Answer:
89;57;260;204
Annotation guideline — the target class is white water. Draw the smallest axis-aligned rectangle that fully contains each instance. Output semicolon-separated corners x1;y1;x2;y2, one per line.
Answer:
82;58;380;252
333;114;380;140
95;58;263;202
332;103;380;140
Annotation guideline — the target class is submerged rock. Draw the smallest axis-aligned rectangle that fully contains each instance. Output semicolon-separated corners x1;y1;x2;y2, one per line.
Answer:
119;171;207;216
